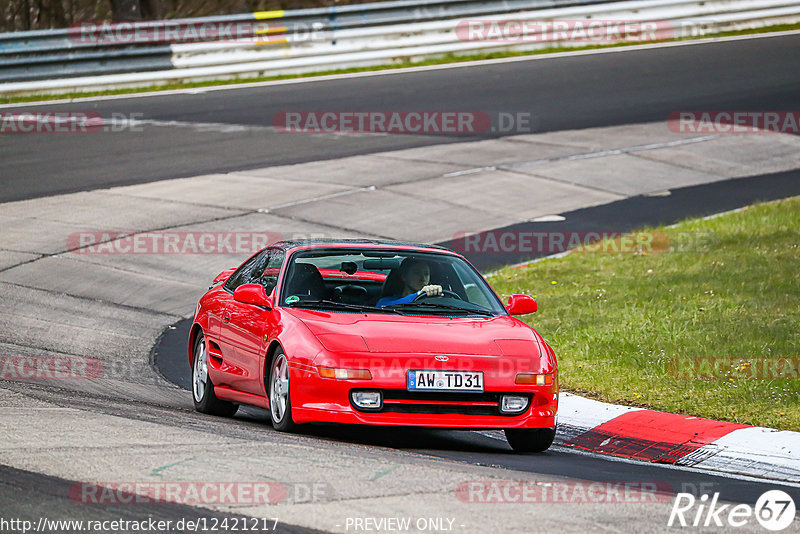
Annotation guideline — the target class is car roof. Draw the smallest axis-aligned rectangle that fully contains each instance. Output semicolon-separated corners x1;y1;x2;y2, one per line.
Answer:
269;238;455;254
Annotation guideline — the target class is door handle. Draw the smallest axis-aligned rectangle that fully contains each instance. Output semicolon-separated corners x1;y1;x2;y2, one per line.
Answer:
222;312;231;323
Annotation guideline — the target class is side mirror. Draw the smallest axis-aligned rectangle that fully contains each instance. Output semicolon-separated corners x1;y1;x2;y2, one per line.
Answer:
233;284;273;309
213;267;237;284
506;294;537;315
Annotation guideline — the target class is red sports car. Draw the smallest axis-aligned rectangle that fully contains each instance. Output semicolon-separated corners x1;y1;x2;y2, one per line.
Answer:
189;240;558;452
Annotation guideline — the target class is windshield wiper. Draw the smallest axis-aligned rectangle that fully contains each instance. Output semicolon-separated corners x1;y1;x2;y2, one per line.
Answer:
289;299;404;315
387;302;496;316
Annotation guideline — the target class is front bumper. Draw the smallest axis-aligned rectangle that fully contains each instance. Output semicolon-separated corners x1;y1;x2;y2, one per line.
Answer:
289;363;558;429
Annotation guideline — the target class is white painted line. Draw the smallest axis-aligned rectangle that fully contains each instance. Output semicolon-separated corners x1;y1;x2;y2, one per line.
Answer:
110;118;272;133
442;135;721;186
663;206;749;228
2;30;800;108
644;190;672;197
503;135;720;168
484;249;575;278
442;167;495;178
265;185;377;211
531;215;566;222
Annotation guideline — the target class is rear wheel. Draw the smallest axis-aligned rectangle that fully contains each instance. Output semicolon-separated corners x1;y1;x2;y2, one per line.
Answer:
505;427;556;453
269;349;298;432
192;332;238;417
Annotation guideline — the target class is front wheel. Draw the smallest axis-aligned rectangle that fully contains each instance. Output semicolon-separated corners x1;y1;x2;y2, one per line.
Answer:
268;349;298;432
192;332;238;417
505;427;556;453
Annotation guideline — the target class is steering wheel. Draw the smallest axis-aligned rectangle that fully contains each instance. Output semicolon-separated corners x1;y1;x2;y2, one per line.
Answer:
413;289;462;301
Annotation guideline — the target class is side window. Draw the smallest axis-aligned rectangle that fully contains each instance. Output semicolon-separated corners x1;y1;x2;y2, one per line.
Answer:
256;251;285;296
223;250;270;293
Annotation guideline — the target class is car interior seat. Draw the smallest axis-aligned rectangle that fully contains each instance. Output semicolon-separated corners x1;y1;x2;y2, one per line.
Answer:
332;284;369;304
380;268;405;300
286;263;327;300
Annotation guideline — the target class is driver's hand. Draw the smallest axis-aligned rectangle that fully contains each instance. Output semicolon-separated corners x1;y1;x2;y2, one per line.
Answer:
418;285;443;297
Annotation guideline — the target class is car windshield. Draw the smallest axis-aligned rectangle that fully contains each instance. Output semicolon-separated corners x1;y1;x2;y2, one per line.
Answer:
279;248;506;316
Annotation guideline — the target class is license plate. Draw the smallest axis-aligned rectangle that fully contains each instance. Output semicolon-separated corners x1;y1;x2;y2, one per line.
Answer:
407;370;484;392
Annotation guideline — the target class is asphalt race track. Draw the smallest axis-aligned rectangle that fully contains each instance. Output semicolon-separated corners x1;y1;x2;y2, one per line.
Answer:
1;33;800;202
2;31;800;533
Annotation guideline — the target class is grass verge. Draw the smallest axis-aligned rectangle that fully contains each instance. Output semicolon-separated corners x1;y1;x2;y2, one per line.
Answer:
489;197;800;431
2;22;800;105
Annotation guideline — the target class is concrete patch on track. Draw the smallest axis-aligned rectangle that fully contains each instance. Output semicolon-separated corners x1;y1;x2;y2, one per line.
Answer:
632;133;800;178
2;120;800;532
233;154;462;188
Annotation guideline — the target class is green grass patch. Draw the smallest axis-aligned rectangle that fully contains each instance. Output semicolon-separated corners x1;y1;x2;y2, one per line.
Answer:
2;22;800;105
489;197;800;430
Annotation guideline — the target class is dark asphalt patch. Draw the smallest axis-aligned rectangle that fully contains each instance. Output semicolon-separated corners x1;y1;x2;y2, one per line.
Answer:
440;169;800;271
0;464;325;534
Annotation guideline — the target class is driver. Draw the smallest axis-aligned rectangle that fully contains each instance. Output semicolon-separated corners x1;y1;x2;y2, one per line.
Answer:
377;258;442;307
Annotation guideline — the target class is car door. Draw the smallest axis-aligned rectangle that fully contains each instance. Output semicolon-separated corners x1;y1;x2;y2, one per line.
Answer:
218;249;285;396
212;249;270;391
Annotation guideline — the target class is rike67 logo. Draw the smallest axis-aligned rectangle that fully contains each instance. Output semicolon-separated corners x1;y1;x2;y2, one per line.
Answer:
668;490;796;531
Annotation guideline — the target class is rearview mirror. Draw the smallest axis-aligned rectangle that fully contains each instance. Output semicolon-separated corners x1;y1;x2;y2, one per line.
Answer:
340;261;358;275
233;284;273;309
506;294;537;315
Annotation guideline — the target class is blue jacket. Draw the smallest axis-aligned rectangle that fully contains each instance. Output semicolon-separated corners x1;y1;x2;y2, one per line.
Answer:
376;291;419;307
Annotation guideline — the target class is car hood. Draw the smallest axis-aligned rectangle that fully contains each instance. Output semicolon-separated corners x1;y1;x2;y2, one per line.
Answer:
283;308;542;357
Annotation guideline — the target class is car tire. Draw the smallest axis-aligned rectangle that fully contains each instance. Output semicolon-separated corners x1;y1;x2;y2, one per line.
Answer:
504;427;556;453
192;332;238;417
268;349;298;432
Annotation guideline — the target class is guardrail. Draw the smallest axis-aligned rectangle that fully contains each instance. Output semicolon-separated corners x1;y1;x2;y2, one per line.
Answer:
1;0;799;96
0;0;614;83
